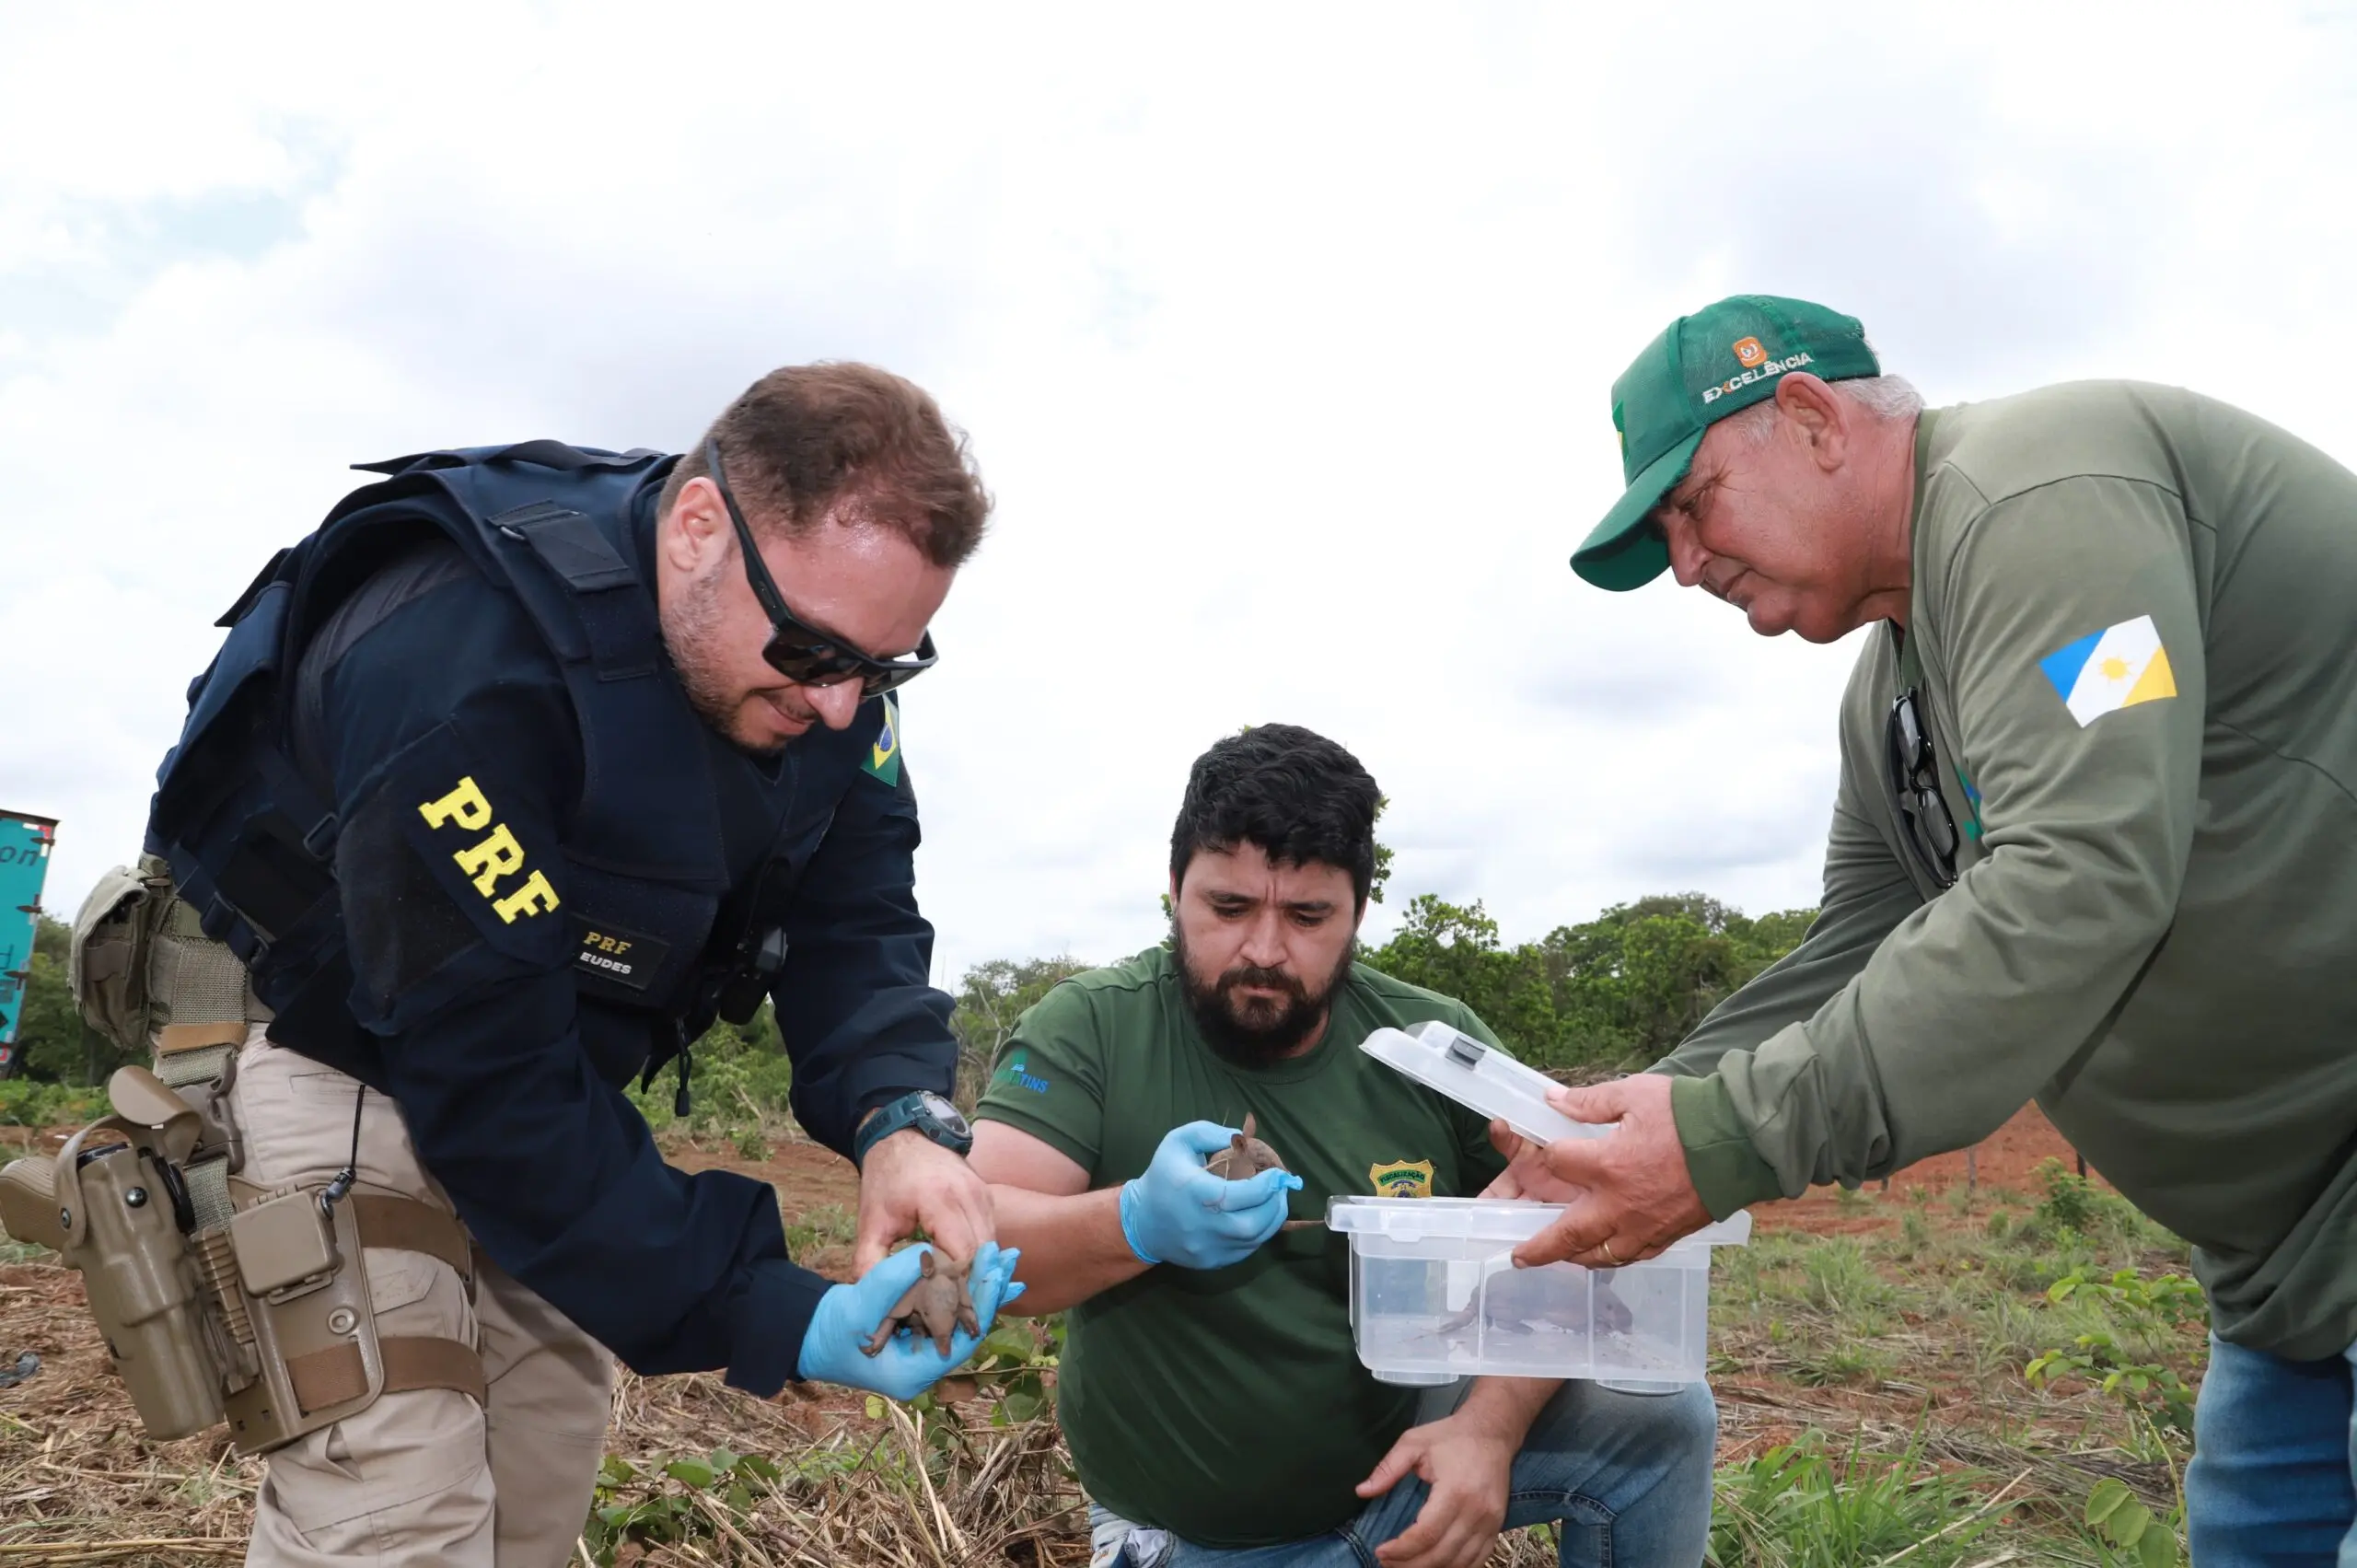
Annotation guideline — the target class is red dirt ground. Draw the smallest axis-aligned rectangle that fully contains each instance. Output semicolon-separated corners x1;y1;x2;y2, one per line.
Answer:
666;1134;865;1279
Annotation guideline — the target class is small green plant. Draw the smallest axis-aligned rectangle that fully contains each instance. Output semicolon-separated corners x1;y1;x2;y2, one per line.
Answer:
2035;1157;2102;1232
2025;1266;2207;1568
583;1447;783;1563
1898;1206;1933;1255
732;1126;768;1161
1833;1184;1872;1214
2025;1267;2206;1437
2025;1156;2176;1258
2084;1476;2185;1568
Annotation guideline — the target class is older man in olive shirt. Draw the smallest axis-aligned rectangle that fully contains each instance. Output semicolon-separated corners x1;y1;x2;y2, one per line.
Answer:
1503;294;2357;1565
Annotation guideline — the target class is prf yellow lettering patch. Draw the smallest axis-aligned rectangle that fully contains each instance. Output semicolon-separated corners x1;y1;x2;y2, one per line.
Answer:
417;776;560;924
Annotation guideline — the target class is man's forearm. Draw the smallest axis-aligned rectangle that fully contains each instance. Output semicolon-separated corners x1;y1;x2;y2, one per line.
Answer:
1457;1376;1560;1446
987;1184;1146;1315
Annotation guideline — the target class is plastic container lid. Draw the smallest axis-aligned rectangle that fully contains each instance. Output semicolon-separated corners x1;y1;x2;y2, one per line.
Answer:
1327;1195;1751;1251
1360;1021;1605;1145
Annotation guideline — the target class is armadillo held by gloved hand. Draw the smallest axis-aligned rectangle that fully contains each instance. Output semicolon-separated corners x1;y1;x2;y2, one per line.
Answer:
860;1248;981;1358
1206;1113;1324;1230
1204;1111;1286;1181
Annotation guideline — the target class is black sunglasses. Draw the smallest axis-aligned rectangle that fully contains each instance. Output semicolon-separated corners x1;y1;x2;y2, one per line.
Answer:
703;439;939;697
1886;687;1959;889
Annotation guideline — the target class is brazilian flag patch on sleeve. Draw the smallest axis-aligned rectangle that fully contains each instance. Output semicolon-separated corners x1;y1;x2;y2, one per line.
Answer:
861;694;902;786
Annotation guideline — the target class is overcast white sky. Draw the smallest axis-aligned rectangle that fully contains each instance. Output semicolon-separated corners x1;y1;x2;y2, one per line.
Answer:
5;3;2354;987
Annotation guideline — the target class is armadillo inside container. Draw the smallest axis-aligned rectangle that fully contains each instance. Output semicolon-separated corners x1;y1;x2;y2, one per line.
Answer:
1327;1196;1752;1388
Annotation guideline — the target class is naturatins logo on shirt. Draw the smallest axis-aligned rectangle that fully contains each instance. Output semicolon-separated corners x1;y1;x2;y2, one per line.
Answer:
1369;1159;1434;1198
997;1051;1051;1095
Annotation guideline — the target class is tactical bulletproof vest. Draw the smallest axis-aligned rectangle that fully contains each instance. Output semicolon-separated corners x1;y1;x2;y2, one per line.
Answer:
146;441;822;1093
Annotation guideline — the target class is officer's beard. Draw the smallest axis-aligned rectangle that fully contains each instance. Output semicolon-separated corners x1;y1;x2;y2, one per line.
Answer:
1172;923;1355;1071
663;563;789;758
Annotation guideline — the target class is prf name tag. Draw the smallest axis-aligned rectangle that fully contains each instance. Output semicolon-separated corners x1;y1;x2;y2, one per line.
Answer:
416;776;560;923
571;919;668;992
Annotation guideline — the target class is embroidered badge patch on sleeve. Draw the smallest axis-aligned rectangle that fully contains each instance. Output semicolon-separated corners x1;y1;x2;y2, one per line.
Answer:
2038;615;2178;726
861;694;902;785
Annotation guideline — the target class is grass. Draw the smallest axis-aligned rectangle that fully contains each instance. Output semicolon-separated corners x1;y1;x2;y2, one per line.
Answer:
0;1144;2207;1566
1701;1162;2200;1565
1709;1432;2020;1566
784;1202;856;1260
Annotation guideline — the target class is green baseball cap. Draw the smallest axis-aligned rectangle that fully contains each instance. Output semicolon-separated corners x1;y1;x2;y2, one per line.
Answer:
1571;295;1882;591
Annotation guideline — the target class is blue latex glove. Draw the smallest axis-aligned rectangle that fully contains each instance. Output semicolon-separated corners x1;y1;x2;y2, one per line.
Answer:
795;1240;1025;1401
1119;1121;1304;1269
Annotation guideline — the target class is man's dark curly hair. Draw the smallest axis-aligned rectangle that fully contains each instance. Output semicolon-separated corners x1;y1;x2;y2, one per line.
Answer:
1168;724;1382;909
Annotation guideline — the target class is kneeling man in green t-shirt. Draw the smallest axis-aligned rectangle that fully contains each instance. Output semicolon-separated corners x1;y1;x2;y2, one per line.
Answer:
971;725;1715;1568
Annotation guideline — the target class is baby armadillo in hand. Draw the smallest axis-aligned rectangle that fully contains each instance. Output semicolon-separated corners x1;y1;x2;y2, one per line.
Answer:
1205;1112;1322;1231
1204;1111;1285;1180
861;1248;981;1358
1434;1266;1634;1339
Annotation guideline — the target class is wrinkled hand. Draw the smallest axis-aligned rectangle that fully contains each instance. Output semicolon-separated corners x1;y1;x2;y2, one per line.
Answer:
795;1240;1025;1401
1508;1075;1712;1270
854;1130;995;1273
1478;1119;1590;1203
1119;1121;1302;1269
1356;1411;1515;1568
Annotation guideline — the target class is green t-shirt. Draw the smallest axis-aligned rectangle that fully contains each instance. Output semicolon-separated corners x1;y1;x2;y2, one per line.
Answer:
975;947;1509;1548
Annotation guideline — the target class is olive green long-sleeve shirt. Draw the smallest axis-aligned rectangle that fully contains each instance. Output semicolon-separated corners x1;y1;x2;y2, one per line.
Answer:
1662;381;2357;1357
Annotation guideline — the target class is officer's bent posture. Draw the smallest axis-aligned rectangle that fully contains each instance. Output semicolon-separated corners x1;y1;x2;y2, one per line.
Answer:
135;364;1019;1563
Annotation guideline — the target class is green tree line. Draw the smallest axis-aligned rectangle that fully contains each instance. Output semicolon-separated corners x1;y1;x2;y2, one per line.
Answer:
1356;890;1814;1074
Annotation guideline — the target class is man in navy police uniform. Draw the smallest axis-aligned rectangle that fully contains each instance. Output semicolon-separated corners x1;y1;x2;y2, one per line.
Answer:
139;364;1020;1564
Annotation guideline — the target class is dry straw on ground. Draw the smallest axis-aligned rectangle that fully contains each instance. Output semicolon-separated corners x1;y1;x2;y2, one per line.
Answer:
2;1254;1569;1567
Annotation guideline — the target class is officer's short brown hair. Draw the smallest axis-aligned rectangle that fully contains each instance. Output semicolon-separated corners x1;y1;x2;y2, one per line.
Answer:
660;363;992;568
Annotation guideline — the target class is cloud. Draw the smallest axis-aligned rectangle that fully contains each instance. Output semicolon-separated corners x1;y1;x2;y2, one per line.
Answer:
3;0;2353;997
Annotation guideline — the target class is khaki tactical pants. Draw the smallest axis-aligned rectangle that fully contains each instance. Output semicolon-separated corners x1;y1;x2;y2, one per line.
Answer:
226;1028;617;1567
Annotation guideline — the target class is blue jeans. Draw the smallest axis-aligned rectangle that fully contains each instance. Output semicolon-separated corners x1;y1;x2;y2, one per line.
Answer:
1091;1379;1716;1567
2188;1335;2357;1565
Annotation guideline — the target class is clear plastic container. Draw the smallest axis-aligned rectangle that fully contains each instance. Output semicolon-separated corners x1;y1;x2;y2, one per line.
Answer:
1328;1197;1751;1387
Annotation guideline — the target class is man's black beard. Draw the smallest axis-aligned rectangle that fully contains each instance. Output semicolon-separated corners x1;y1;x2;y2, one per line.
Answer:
1173;924;1355;1070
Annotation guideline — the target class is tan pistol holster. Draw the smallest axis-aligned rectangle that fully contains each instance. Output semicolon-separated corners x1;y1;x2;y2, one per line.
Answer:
0;864;486;1454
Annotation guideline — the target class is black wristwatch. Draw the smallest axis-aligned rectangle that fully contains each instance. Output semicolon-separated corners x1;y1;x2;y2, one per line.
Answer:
852;1090;973;1168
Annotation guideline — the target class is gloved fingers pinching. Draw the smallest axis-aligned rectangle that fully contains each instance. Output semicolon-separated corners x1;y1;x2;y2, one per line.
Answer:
1209;1166;1300;1212
1170;1120;1242;1158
